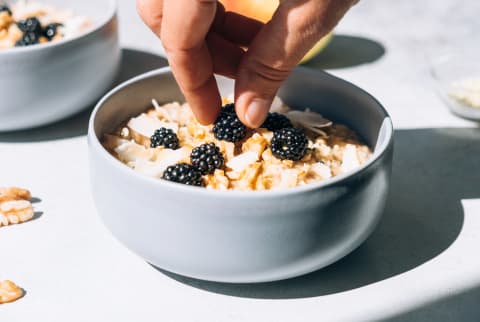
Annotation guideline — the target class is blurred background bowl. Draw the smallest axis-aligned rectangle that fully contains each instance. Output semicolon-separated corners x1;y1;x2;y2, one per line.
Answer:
430;48;480;121
0;0;120;131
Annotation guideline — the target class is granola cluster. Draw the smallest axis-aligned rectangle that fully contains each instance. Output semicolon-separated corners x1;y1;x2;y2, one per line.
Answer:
104;98;372;191
0;187;34;227
0;1;92;49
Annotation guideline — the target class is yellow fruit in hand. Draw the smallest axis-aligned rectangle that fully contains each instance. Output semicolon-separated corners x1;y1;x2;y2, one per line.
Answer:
299;32;333;63
222;0;279;23
220;0;331;63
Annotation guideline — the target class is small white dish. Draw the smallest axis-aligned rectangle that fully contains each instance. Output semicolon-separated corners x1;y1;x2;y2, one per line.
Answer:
430;49;480;121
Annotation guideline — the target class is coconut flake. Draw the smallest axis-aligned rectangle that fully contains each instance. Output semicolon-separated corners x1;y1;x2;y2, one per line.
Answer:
133;147;190;178
279;169;298;188
309;162;332;179
341;144;360;173
103;134;129;151
152;98;162;110
114;141;154;163
127;113;178;138
270;96;291;114
132;160;165;178
287;110;332;136
226;152;258;173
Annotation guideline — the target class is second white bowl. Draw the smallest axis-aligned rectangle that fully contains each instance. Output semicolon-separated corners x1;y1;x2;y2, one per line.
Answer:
0;0;120;131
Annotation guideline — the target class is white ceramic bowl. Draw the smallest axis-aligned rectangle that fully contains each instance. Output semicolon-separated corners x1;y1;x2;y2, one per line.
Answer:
88;67;394;283
0;0;120;131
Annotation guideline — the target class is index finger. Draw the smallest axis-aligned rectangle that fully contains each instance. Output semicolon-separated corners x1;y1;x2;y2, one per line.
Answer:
162;0;221;125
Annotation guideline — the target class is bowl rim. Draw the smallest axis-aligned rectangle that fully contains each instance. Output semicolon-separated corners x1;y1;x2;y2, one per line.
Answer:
88;66;394;198
0;0;117;55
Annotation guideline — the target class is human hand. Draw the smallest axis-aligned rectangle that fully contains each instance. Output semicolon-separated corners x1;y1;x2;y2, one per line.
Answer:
137;0;358;127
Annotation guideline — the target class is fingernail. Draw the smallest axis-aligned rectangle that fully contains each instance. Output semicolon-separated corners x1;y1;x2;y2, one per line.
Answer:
245;99;268;128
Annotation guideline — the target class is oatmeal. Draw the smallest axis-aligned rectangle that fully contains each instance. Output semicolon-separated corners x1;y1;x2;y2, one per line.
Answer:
103;99;372;191
0;1;92;49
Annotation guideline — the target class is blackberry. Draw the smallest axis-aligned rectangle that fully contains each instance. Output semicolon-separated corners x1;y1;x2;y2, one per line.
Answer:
43;23;63;40
190;143;224;175
17;17;43;36
213;104;246;142
222;103;235;114
150;127;180;149
261;112;293;131
15;32;39;47
270;128;308;161
0;5;12;15
162;163;204;187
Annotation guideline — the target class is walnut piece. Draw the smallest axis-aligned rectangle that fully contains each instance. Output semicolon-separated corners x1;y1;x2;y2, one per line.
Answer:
0;187;31;203
0;280;23;304
0;187;34;227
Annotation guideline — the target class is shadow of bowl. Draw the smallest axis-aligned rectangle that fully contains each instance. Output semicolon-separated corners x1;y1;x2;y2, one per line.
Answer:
156;127;477;299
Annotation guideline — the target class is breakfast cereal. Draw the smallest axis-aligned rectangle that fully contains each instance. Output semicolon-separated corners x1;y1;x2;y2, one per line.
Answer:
103;98;372;190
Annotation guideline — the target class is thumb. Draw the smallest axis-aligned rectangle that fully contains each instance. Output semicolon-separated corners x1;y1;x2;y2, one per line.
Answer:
235;0;355;128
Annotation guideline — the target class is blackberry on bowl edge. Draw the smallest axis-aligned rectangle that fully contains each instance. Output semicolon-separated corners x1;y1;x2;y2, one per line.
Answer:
270;127;308;161
162;163;204;187
213;104;246;143
150;127;180;150
261;112;293;131
190;143;224;175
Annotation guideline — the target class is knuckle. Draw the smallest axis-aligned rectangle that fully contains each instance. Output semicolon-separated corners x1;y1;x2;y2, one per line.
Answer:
162;39;202;56
243;57;291;85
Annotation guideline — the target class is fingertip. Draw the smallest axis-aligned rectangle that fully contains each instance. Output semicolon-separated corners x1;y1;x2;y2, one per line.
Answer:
189;96;222;125
183;75;222;125
245;98;270;128
235;93;270;128
196;111;220;125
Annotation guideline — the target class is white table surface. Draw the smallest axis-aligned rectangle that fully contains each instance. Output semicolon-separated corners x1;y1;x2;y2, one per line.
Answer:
1;1;480;321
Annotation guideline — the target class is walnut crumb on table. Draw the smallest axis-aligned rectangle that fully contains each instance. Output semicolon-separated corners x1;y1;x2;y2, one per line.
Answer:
0;280;23;304
0;187;34;227
0;187;35;304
